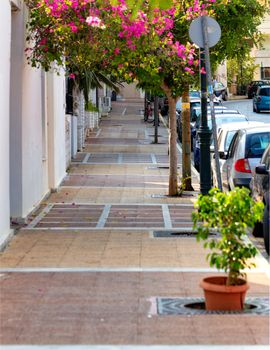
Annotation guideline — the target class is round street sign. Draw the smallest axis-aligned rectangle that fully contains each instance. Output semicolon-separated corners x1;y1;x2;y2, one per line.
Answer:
189;16;221;48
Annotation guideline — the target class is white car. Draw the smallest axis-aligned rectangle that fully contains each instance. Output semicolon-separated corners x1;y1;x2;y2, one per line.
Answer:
221;125;270;191
211;122;265;187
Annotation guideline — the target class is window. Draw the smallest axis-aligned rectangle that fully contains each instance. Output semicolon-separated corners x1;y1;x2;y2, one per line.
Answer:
259;87;270;97
262;146;270;169
224;130;237;152
245;132;270;158
261;67;270;80
227;132;239;159
217;130;223;148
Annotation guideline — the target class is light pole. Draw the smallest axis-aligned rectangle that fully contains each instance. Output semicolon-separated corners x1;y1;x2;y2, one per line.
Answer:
189;16;222;194
198;49;212;194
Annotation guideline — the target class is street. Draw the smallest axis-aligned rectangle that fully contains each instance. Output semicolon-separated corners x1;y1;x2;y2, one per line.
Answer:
223;98;270;123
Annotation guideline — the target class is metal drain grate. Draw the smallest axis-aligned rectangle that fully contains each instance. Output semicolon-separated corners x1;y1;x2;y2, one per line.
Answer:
154;230;197;237
157;297;270;315
153;230;217;237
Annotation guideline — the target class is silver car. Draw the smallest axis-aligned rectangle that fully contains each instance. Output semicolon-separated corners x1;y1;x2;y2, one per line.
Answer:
221;125;270;190
211;122;264;187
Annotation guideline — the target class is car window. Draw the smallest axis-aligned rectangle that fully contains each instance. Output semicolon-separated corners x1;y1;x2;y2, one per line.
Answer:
245;132;270;158
191;102;201;108
227;132;239;159
217;130;223;148
190;91;200;98
224;130;237;152
259;87;270;96
262;146;270;169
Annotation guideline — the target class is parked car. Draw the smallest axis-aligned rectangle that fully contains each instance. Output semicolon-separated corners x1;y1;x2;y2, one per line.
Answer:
247;80;270;99
177;104;226;143
176;98;201;114
176;93;221;113
213;82;228;101
221;125;270;191
253;85;270;113
250;144;270;254
193;113;249;170
211;121;265;188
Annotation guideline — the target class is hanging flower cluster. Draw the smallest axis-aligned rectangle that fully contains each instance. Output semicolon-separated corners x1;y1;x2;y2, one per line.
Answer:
25;0;219;90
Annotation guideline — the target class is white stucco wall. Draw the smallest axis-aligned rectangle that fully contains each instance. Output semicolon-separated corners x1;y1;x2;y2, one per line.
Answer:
47;70;67;189
21;63;45;217
10;4;49;219
0;0;12;247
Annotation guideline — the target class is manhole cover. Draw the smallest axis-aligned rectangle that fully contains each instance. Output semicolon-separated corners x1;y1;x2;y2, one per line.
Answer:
157;297;270;315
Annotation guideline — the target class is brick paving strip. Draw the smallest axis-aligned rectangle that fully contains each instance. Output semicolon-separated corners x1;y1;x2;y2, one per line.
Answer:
26;203;194;229
71;153;173;165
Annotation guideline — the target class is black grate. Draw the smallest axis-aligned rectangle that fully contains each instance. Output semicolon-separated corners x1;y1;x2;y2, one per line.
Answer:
157;297;270;315
153;230;197;237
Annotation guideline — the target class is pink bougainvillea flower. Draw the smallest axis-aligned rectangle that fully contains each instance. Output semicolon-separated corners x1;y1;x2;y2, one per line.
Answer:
69;73;76;79
200;67;207;74
86;16;106;29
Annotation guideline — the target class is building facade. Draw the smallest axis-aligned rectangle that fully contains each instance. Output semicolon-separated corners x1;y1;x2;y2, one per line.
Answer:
0;0;67;248
251;13;270;80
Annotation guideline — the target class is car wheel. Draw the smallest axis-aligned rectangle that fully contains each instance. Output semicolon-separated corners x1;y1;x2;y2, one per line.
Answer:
252;221;263;237
263;205;269;255
223;92;228;101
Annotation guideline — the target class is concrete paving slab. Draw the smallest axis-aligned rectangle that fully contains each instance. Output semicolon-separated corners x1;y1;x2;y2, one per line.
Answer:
1;99;269;347
0;272;269;345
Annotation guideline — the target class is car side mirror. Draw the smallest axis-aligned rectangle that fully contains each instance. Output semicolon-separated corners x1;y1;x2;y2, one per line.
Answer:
255;164;268;175
210;145;215;153
219;151;227;160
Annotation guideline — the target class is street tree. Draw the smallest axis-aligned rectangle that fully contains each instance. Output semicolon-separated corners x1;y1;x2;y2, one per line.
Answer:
25;0;268;196
25;0;204;195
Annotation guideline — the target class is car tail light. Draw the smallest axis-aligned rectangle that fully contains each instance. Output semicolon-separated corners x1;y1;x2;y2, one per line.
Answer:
234;159;251;173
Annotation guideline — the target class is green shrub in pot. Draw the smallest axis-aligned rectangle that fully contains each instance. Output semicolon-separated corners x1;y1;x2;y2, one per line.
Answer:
192;187;264;286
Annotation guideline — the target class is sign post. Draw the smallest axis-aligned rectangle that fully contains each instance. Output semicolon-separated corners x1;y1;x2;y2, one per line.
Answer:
189;16;222;194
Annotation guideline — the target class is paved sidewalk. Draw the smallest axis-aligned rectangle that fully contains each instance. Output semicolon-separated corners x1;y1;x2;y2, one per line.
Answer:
0;99;269;348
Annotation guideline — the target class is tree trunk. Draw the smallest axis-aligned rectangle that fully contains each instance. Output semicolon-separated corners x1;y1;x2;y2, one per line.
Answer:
162;84;178;196
181;87;193;190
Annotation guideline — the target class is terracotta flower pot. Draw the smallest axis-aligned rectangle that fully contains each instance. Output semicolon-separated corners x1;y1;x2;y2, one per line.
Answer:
200;276;249;311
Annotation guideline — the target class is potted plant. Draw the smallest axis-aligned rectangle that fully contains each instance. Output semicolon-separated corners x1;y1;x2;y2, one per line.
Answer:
192;187;264;311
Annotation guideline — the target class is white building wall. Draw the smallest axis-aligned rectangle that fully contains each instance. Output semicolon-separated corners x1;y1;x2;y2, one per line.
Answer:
21;61;45;218
10;4;48;219
0;0;12;247
47;70;67;189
